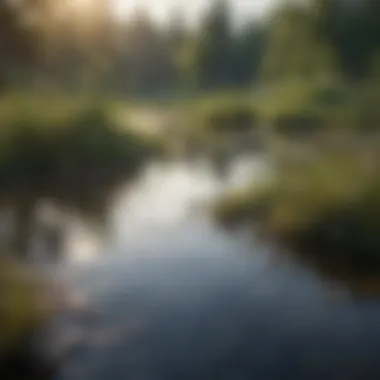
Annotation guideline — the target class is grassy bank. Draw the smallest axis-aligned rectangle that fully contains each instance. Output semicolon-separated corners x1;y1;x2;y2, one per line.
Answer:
0;92;163;257
181;81;348;145
93;81;377;158
214;151;380;273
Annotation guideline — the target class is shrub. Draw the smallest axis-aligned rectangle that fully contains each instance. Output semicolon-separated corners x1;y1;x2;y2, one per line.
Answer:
271;112;324;138
202;105;257;133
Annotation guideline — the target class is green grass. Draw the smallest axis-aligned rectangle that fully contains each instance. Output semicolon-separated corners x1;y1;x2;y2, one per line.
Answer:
214;152;380;272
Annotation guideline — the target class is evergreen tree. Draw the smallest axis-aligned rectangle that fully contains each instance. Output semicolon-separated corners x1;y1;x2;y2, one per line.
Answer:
191;0;233;89
261;0;337;82
0;0;36;87
231;24;266;85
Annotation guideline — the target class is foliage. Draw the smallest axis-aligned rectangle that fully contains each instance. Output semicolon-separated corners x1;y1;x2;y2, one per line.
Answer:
0;101;154;192
261;0;380;84
257;79;345;119
332;82;380;132
213;185;273;227
0;0;37;88
1;0;380;94
188;0;233;89
261;1;338;81
191;92;256;131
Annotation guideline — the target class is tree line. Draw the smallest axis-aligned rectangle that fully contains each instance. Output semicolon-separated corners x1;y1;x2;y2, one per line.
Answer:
0;0;379;94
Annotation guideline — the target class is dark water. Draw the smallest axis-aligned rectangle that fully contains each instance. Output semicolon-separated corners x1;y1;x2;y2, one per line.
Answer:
39;156;380;380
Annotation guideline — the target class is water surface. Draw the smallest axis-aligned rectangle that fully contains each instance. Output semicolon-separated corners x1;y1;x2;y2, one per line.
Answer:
49;155;380;380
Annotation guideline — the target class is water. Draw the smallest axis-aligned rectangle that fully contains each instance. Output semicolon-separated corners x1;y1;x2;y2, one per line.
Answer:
40;155;380;380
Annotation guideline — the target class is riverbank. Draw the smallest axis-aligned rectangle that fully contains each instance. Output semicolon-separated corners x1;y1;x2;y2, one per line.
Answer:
0;92;165;258
214;149;380;279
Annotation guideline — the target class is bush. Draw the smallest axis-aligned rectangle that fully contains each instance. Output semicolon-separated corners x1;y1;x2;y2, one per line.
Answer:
332;83;380;132
202;105;257;133
187;91;257;133
257;79;346;134
213;185;274;227
271;112;324;138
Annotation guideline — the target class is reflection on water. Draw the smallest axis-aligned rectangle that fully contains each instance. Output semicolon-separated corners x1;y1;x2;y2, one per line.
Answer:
18;155;380;380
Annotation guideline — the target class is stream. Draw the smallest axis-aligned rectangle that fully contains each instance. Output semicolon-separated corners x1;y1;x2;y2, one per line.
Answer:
32;155;380;380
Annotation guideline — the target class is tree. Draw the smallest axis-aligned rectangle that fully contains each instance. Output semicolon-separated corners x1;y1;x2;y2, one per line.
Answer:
190;0;234;89
230;24;266;85
0;0;120;90
261;0;337;82
167;8;187;53
325;0;376;80
310;0;380;81
110;8;179;95
0;0;36;88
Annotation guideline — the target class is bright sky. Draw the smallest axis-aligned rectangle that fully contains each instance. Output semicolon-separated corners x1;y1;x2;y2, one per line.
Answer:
112;0;280;25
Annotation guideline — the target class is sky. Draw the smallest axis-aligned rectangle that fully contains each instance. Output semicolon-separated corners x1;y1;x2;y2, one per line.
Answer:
112;0;280;26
